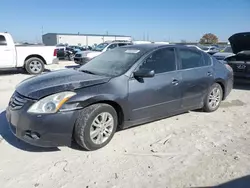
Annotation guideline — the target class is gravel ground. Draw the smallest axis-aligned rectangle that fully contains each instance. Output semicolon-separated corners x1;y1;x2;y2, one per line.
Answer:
0;61;250;188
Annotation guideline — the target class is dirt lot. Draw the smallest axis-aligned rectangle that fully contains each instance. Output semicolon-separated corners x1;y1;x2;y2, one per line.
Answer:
0;62;250;188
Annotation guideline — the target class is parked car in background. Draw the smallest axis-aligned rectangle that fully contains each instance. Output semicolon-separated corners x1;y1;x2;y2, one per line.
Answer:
57;45;93;61
213;46;234;62
56;44;67;51
68;45;83;52
0;32;58;74
186;45;204;51
132;41;152;44
6;44;233;151
224;32;250;78
74;41;132;65
201;46;220;55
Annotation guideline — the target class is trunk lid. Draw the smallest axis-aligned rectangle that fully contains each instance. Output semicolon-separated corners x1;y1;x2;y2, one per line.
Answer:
228;32;250;54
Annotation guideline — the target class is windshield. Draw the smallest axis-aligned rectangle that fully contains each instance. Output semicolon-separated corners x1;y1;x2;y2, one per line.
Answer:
222;46;233;53
79;48;143;76
92;43;109;52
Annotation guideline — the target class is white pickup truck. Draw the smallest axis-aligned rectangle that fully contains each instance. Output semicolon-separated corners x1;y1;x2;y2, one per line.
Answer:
0;32;58;74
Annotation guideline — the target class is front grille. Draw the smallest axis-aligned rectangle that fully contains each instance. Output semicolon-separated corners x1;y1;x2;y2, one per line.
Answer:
9;92;28;110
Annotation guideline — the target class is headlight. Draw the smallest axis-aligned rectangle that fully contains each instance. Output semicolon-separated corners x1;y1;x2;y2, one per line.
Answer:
28;91;76;114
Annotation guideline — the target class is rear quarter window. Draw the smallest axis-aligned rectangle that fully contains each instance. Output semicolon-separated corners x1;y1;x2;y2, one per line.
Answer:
179;48;204;69
0;35;7;46
203;53;212;66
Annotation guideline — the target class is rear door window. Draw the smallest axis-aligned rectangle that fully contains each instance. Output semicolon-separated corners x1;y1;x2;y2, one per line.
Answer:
179;49;204;69
0;35;7;46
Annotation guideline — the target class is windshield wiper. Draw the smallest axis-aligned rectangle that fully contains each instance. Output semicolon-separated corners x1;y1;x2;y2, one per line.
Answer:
79;69;97;75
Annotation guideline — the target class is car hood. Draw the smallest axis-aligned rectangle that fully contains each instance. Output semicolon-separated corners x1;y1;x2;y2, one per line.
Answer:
228;32;250;54
213;52;234;57
213;52;235;61
214;52;234;56
16;69;111;100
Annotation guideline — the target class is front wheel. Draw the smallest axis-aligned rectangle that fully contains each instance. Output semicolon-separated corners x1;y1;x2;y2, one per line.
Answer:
74;104;118;151
203;83;223;112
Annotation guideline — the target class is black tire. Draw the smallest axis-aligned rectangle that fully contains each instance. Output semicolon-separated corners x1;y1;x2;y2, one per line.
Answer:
203;83;223;112
24;57;45;74
74;103;118;151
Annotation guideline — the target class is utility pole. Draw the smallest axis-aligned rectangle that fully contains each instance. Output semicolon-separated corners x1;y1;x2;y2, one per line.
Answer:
41;26;44;44
41;26;44;36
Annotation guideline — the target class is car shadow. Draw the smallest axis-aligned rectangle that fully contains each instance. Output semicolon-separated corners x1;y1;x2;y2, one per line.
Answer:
0;68;51;75
0;110;60;152
192;175;250;188
0;68;26;75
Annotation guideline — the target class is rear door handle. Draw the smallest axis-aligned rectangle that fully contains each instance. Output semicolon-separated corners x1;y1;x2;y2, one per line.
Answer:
207;72;213;76
172;79;179;85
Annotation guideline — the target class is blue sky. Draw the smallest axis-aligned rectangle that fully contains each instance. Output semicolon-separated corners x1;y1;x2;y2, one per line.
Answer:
0;0;249;42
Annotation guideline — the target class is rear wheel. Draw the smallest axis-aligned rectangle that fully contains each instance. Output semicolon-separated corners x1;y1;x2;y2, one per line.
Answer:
24;57;45;74
74;104;118;151
203;83;223;112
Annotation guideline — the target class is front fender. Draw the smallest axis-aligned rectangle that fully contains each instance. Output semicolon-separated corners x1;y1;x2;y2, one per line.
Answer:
76;94;121;107
69;93;129;121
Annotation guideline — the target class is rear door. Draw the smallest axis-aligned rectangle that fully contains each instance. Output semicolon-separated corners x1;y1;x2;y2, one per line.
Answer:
128;47;182;121
0;35;15;68
177;48;214;109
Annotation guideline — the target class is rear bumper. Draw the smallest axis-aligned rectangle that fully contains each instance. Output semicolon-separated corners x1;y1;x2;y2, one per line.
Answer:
224;76;233;99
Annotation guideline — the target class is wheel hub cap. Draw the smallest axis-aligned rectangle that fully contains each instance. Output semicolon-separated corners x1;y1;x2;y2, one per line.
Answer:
90;112;114;145
29;61;42;73
208;87;221;108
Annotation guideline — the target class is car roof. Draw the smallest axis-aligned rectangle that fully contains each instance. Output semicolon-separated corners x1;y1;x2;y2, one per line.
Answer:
104;41;132;44
121;43;191;51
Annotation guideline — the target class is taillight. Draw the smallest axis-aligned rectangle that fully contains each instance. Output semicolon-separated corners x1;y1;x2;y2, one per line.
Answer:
53;49;57;56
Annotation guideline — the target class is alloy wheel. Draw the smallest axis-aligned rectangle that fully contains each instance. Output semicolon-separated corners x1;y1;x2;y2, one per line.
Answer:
90;112;114;145
208;87;221;109
29;61;42;73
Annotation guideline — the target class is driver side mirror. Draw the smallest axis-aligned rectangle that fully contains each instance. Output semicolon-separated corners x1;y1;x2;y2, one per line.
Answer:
133;68;155;78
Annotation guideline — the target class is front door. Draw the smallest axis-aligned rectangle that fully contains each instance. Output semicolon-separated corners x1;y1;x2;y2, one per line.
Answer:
177;48;214;109
128;47;182;122
0;35;15;68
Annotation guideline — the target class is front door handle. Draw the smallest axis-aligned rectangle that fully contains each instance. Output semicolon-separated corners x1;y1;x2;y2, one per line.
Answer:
172;79;179;85
207;72;213;76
